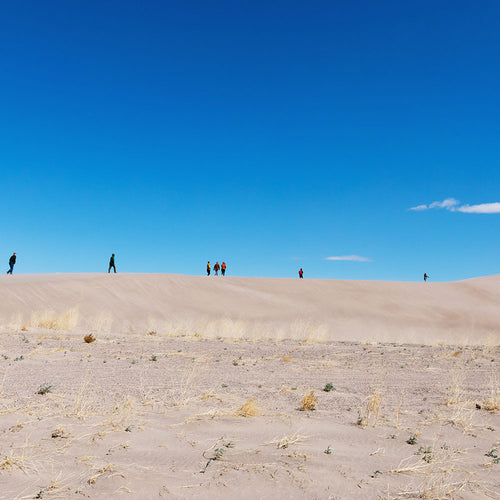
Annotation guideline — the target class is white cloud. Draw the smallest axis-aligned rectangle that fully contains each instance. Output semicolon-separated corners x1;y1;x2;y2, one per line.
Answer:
410;198;459;211
325;255;372;262
410;198;500;214
456;202;500;214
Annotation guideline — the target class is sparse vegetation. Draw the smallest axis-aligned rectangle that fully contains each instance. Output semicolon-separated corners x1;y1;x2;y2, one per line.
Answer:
323;383;335;392
37;383;54;395
300;390;317;411
406;435;418;445
236;398;260;417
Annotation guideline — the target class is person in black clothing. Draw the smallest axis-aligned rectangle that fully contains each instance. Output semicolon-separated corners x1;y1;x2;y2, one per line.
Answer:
6;253;16;274
108;254;116;273
424;273;429;282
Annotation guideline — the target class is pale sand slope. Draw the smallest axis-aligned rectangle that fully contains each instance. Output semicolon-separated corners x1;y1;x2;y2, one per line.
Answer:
0;273;499;345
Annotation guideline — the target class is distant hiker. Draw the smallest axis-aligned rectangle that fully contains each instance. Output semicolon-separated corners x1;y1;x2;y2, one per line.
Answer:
6;253;16;274
298;268;304;279
207;261;211;276
221;261;226;276
108;254;116;273
214;261;220;276
424;273;429;282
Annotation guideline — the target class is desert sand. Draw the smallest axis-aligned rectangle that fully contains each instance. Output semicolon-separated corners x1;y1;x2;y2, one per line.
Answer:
0;273;499;499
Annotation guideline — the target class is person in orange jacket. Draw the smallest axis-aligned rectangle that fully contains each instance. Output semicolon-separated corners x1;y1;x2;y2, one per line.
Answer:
221;261;227;276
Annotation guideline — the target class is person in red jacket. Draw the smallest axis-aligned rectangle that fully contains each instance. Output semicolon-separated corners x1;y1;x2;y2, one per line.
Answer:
214;261;220;276
298;268;303;279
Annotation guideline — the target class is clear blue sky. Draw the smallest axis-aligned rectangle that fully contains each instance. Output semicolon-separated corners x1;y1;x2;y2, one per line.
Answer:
1;1;499;281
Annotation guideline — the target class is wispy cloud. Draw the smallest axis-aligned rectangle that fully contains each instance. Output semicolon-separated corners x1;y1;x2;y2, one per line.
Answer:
410;198;500;214
325;255;372;262
410;198;459;211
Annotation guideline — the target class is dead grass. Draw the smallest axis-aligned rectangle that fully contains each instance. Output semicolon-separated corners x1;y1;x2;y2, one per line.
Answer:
236;398;260;417
267;433;309;449
30;308;79;330
300;390;317;411
358;390;382;427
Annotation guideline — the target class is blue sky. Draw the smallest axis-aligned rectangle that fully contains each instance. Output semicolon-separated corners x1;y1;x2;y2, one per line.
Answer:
1;1;499;281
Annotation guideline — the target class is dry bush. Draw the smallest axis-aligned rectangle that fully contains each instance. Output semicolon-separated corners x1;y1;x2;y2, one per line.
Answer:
84;333;96;343
21;325;28;331
300;390;317;411
236;398;260;417
281;355;292;362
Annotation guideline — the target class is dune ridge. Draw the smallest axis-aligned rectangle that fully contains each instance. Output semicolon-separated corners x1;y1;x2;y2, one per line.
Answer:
1;273;499;345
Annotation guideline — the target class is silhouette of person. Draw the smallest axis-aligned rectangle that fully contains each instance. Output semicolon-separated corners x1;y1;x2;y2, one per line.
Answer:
207;261;211;276
6;253;16;274
298;268;304;279
214;261;220;276
424;273;429;282
108;254;116;273
221;261;226;276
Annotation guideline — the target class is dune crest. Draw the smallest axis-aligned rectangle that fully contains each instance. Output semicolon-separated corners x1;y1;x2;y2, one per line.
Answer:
1;273;499;345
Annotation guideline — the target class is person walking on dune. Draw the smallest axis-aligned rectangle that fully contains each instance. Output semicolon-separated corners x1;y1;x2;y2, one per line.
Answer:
221;261;226;276
298;268;304;279
424;273;429;282
6;253;16;274
214;261;220;276
207;261;211;276
108;253;116;273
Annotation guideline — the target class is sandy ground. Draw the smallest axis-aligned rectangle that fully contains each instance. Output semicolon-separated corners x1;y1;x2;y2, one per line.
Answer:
0;274;499;499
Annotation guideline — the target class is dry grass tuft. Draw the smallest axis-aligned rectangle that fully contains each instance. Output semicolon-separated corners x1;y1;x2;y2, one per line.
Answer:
51;427;69;439
281;355;292;362
84;333;96;343
236;398;260;417
300;390;317;411
482;372;500;413
358;390;382;427
21;325;28;331
483;396;500;413
267;433;309;449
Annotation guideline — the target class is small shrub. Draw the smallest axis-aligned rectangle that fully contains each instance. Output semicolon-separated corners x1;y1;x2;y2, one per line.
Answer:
323;383;335;392
37;384;54;395
406;435;418;445
150;354;158;362
84;333;96;343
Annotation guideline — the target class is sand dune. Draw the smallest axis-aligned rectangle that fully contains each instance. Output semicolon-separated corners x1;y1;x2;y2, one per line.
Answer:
1;274;499;498
1;273;499;345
